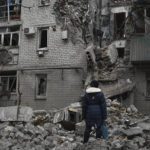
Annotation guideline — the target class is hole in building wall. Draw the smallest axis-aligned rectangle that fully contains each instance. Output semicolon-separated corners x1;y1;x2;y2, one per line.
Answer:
114;12;125;39
117;48;125;58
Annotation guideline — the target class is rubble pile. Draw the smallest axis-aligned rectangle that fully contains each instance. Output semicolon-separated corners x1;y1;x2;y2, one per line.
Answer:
53;0;91;44
0;100;150;150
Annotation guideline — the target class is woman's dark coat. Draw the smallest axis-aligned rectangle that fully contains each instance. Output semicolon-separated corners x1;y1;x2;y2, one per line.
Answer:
82;87;107;127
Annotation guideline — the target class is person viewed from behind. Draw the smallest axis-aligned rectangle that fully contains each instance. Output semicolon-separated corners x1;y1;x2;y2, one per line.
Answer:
82;80;107;143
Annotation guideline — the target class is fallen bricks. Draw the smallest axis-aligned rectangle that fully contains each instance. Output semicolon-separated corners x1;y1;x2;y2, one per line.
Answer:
0;100;150;150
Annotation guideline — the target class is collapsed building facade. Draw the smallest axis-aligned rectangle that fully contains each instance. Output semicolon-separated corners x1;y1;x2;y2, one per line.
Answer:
0;0;150;114
98;0;150;114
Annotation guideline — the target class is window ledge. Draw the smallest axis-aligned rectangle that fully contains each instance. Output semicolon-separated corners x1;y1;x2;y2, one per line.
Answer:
38;4;50;7
37;48;48;51
35;96;47;100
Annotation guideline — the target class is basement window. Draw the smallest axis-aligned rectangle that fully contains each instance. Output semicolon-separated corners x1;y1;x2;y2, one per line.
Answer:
114;12;125;39
0;26;20;47
117;48;125;58
0;71;17;93
36;74;47;99
38;28;48;50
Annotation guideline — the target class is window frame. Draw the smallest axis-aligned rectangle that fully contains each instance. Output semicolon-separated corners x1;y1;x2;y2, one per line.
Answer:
146;75;150;98
0;27;20;47
0;75;17;94
37;27;49;51
35;74;47;100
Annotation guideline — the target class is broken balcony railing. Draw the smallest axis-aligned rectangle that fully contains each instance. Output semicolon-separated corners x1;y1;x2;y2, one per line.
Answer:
0;0;22;22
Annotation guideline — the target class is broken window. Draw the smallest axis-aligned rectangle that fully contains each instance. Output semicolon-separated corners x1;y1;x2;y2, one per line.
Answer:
117;48;125;58
0;26;20;47
36;74;47;98
0;0;22;22
0;71;17;93
133;8;145;33
114;12;126;39
12;33;19;46
39;28;48;49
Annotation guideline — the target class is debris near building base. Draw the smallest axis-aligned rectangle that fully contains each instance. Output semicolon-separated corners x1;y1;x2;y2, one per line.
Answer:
0;101;149;150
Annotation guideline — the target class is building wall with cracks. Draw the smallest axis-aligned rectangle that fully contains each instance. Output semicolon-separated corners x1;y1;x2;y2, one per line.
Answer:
0;0;87;109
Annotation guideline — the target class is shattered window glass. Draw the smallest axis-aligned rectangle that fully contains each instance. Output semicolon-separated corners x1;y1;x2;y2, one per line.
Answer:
36;74;47;97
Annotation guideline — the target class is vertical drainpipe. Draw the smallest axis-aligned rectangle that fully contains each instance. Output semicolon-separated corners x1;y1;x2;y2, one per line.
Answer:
7;0;10;23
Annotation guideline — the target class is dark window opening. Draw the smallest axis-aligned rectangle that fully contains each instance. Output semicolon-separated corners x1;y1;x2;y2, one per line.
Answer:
12;33;19;46
117;48;125;58
0;71;17;93
147;75;150;97
134;9;145;33
4;34;11;46
39;29;47;48
0;34;1;45
114;12;125;39
0;26;20;47
36;74;47;97
9;26;20;32
146;8;150;18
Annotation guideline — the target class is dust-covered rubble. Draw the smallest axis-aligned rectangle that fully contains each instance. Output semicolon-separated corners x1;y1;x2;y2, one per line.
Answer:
0;100;150;150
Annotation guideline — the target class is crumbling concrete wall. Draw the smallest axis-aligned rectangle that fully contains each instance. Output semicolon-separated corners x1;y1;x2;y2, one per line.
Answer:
134;67;150;114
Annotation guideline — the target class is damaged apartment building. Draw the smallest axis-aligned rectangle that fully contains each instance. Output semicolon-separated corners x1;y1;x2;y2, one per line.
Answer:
96;0;150;114
0;0;86;110
0;0;150;114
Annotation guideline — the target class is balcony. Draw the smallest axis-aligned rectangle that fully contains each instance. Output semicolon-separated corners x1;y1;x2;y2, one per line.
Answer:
0;0;22;22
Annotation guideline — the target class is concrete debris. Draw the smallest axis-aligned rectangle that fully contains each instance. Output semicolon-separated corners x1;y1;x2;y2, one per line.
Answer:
121;127;143;137
0;106;33;121
0;100;149;150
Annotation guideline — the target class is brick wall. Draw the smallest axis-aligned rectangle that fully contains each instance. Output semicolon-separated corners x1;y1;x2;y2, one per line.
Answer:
20;69;84;110
19;0;86;69
18;0;86;109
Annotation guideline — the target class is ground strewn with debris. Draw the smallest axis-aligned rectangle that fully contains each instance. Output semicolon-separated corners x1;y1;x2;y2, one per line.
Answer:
0;99;150;150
